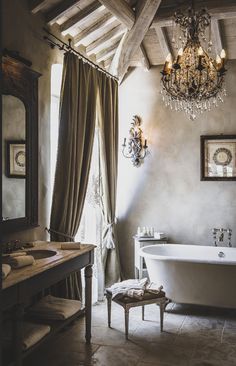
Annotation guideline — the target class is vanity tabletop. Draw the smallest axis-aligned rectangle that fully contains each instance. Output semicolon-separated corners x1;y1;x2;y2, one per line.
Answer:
2;241;96;290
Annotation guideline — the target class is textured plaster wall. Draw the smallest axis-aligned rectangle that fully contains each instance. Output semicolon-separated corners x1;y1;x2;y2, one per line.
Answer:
2;0;63;241
117;63;236;278
2;96;26;219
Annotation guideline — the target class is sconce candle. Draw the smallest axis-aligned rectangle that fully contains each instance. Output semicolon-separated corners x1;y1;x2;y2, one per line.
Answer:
122;115;148;167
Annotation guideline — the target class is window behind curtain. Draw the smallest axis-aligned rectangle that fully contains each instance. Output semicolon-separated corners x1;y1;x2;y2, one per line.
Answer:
50;64;103;303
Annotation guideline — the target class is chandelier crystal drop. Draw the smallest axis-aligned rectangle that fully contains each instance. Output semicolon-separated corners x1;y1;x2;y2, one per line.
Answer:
160;5;227;120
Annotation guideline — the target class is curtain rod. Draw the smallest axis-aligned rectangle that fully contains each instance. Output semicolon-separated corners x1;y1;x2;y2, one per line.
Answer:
43;28;119;82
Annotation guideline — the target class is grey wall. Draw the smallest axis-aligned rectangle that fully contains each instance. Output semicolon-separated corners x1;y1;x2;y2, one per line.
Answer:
117;64;236;278
2;95;26;219
2;0;63;241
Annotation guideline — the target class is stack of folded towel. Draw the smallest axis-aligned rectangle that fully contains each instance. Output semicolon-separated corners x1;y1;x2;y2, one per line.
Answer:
4;321;51;351
108;278;163;301
4;252;35;269
2;264;11;279
28;295;82;320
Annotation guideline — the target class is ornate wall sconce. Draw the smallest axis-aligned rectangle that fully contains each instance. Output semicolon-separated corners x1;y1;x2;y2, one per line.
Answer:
122;115;148;167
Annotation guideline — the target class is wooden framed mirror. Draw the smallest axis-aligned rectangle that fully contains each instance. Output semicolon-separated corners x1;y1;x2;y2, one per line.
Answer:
2;50;41;233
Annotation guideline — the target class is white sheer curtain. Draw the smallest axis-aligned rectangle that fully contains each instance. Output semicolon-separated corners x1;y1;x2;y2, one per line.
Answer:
50;64;104;303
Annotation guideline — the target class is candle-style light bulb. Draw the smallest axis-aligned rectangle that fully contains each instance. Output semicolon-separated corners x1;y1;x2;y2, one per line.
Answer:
220;49;226;68
176;48;183;64
220;49;226;59
198;46;204;56
166;53;172;62
216;55;221;64
197;47;204;70
163;53;172;73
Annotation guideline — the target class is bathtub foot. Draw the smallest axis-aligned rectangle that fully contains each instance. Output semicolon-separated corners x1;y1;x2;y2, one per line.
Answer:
164;298;172;311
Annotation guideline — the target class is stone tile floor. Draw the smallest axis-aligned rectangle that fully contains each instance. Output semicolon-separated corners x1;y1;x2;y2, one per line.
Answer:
23;301;236;366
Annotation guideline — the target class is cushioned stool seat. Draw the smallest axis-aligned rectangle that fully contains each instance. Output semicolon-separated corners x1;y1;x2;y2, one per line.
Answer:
105;287;167;339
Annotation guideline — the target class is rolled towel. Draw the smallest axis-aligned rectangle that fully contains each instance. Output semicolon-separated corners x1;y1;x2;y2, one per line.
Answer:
2;264;11;279
9;255;35;269
61;243;81;250
29;295;82;320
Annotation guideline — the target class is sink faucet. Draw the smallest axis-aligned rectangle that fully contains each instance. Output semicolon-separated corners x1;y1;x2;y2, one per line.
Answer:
212;228;232;247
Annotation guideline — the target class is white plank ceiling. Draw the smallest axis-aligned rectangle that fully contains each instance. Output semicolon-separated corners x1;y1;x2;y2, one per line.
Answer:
29;0;236;80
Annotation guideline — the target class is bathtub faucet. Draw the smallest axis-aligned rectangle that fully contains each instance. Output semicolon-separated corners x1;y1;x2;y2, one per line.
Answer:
212;228;232;247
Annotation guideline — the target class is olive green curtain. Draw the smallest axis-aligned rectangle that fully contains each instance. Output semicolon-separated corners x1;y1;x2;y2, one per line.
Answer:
97;74;121;287
50;52;98;299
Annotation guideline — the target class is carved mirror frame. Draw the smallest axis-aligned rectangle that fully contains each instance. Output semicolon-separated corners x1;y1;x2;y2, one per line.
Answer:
2;51;41;233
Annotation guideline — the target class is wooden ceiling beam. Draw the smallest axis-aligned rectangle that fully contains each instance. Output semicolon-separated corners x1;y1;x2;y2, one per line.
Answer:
74;13;115;46
153;25;172;60
29;0;48;14
139;43;150;71
110;0;162;79
152;1;236;27
96;41;120;62
98;0;153;75
86;24;126;54
46;0;82;25
60;1;103;35
98;0;135;29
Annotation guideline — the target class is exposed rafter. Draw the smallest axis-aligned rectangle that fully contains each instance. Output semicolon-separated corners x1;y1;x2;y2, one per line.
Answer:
60;1;103;35
152;1;236;27
96;41;120;62
74;13;115;46
211;19;223;56
86;24;126;54
98;0;153;75
139;43;150;71
46;0;82;25
153;25;172;60
98;0;135;29
30;0;48;14
110;0;162;79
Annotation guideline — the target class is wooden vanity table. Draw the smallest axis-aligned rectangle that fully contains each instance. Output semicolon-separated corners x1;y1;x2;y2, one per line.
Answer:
2;242;95;366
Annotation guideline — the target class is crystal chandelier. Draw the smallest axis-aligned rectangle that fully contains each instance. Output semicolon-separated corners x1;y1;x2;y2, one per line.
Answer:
161;4;227;120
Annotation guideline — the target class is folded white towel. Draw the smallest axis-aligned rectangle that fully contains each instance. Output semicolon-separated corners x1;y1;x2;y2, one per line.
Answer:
109;278;149;300
29;295;82;320
61;243;81;250
4;321;51;350
108;279;164;300
2;264;11;279
9;255;35;269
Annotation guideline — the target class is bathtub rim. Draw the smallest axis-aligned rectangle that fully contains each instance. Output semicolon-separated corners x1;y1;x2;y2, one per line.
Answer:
139;243;236;266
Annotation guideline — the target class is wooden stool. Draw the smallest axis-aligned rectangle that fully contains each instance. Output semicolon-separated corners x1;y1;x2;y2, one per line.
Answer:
105;289;167;339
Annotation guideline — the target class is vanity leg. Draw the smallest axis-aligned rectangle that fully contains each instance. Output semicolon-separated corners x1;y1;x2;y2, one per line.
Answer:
13;303;24;366
85;265;93;344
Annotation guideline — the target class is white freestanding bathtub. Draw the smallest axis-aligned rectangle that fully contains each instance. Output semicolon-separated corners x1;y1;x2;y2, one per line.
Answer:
139;244;236;308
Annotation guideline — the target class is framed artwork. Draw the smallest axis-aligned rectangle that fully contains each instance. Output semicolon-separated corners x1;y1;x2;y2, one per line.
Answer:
6;140;26;178
200;135;236;181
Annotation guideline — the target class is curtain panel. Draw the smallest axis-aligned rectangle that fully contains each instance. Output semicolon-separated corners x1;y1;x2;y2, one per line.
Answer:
97;74;121;286
50;52;121;298
50;53;98;299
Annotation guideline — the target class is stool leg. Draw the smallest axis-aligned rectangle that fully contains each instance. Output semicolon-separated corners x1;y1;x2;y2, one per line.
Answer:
107;295;112;328
142;305;145;321
159;301;165;332
124;308;129;340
